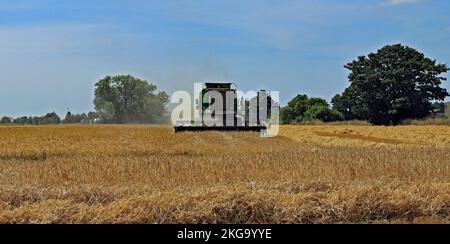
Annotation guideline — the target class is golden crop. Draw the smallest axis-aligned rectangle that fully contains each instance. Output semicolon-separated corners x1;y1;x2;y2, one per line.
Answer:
0;125;449;224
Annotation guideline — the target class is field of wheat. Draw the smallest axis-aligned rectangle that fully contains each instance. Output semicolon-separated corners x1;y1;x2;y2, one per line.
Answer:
0;124;449;224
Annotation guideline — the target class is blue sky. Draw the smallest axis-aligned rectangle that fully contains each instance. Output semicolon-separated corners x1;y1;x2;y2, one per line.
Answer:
0;0;449;116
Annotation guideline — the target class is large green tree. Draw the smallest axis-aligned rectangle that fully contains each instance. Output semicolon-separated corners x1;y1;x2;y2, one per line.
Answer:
334;44;449;125
94;75;168;124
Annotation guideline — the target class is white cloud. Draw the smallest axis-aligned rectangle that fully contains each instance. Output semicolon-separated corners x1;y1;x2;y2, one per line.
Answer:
382;0;423;6
369;0;424;10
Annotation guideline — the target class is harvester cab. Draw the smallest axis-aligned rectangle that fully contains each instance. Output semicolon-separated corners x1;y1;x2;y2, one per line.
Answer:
173;82;269;133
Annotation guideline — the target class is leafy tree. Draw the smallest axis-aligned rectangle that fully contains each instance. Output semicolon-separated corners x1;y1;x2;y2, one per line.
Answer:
94;75;168;124
331;94;350;120
303;105;344;122
281;95;329;123
280;106;296;124
284;95;309;121
0;116;12;124
14;116;32;124
308;97;328;108
337;44;448;125
331;90;369;121
34;112;61;125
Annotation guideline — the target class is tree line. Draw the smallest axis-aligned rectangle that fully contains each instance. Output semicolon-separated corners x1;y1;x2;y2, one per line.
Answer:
1;112;62;125
281;44;449;125
0;44;448;126
0;75;169;125
0;112;98;125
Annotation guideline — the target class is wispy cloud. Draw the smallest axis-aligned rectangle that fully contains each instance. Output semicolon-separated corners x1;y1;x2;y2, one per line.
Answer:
381;0;423;6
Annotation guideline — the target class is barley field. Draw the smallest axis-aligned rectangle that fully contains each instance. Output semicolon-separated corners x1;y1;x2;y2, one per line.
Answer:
0;125;449;224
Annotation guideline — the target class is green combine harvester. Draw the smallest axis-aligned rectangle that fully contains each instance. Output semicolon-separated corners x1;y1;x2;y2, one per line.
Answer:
173;83;269;133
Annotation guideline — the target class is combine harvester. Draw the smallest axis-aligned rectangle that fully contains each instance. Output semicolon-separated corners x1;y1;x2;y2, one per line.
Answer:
173;83;272;133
